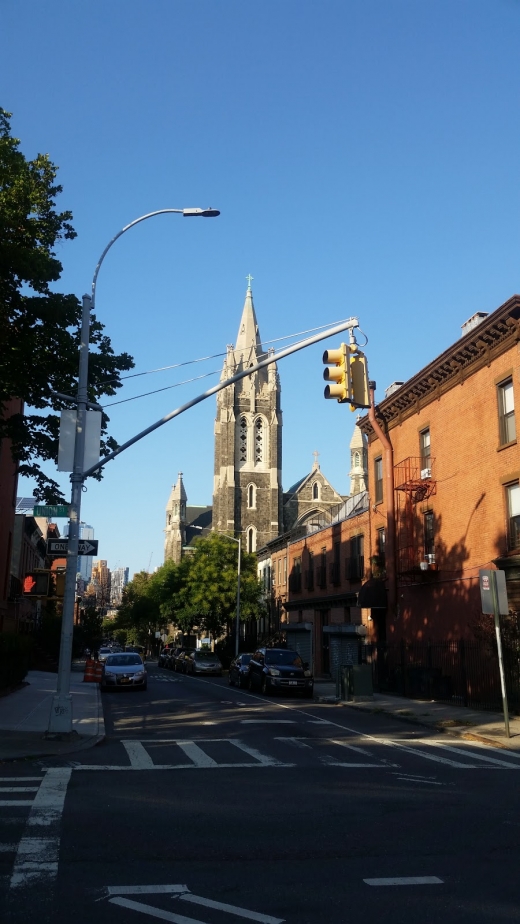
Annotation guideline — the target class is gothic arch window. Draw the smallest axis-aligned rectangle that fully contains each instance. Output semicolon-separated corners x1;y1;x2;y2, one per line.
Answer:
312;481;320;500
247;526;257;553
167;514;171;525
354;451;360;467
254;416;264;463
247;483;256;509
239;416;248;462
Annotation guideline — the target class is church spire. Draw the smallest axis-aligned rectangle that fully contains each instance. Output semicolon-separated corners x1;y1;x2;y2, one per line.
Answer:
235;279;262;359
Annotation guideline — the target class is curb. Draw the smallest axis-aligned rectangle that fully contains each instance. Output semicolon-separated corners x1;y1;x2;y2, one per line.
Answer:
342;700;516;752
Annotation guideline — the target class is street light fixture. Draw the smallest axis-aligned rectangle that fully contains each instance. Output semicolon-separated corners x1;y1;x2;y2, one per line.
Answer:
47;207;219;736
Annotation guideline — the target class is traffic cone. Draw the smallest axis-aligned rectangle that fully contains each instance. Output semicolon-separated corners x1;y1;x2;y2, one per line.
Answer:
83;659;96;682
92;661;103;683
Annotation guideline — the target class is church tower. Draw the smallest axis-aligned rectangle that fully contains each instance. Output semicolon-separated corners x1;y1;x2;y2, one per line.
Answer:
349;422;368;495
212;282;282;552
164;472;187;564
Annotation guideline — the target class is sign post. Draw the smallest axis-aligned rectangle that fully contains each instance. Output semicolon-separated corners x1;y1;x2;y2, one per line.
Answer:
479;569;510;738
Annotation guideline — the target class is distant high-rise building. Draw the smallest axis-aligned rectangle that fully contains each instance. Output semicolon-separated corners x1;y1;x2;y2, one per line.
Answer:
110;567;129;606
89;560;111;611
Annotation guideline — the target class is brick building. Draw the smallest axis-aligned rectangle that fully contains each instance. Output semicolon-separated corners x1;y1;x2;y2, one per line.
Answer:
358;294;520;643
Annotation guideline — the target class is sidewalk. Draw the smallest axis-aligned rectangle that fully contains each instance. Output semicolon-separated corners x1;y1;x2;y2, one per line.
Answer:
0;668;105;762
313;680;520;751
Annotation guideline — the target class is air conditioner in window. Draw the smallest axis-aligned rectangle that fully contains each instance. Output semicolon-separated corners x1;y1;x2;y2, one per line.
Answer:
420;467;432;480
426;553;436;564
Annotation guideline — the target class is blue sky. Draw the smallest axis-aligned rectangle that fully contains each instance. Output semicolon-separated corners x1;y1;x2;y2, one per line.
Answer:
2;0;520;578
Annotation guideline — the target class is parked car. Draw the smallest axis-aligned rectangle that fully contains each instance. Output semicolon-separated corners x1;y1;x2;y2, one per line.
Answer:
101;653;147;691
158;648;173;669
248;648;314;697
173;647;196;673
97;647;114;663
228;653;253;687
184;650;223;676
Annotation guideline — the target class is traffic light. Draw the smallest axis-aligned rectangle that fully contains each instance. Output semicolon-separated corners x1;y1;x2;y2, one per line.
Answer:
23;572;50;597
323;344;350;402
323;343;370;409
54;570;66;598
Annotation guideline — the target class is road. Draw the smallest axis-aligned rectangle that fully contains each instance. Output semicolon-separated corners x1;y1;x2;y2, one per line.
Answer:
2;662;520;924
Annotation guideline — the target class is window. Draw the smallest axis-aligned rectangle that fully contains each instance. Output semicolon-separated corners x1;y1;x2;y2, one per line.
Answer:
424;511;435;557
278;558;281;585
254;417;263;463
506;483;520;550
283;556;287;583
247;484;256;508
312;482;320;500
354;451;360;467
247;527;256;553
420;428;431;470
239;417;247;462
347;535;364;581
376;527;386;567
498;379;516;445
374;457;383;504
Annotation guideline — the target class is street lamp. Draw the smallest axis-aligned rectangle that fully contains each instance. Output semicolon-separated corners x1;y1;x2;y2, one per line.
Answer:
47;207;219;736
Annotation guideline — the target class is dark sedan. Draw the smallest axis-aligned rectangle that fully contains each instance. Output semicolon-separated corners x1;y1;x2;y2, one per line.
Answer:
248;648;314;697
228;653;253;688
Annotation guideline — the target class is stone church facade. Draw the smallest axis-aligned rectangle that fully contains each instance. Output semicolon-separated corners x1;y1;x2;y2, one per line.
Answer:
212;284;283;553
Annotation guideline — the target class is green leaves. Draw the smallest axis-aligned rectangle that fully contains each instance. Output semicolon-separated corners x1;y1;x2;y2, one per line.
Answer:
0;108;135;501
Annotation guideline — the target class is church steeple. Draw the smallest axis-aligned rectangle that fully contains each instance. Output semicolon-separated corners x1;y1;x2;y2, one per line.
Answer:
235;280;263;363
349;422;368;495
164;472;187;563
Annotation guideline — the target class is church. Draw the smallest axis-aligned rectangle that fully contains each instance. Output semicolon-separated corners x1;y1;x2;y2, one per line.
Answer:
164;282;362;563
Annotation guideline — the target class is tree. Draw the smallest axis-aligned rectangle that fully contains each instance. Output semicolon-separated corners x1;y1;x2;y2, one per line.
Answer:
0;108;134;501
182;534;265;639
113;572;162;648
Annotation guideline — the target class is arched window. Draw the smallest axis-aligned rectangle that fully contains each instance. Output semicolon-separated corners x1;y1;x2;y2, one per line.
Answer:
254;417;263;463
247;483;256;509
239;417;247;462
354;451;360;467
247;526;256;553
312;482;320;500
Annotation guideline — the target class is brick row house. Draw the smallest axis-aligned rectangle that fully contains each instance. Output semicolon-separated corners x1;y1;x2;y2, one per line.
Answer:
258;295;520;681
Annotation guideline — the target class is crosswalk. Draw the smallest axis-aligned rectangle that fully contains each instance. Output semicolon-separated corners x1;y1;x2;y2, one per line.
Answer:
70;735;520;773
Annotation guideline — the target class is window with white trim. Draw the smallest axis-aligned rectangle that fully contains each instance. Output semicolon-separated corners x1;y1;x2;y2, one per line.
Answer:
254;417;264;463
498;379;516;445
506;482;520;550
247;483;256;509
247;526;257;553
312;482;320;500
239;417;248;462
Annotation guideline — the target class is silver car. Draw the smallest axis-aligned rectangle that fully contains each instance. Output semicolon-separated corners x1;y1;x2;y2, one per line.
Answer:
184;650;223;676
97;647;113;663
101;653;147;691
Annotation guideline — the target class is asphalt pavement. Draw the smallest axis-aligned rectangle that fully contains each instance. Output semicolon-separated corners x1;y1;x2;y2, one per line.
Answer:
2;663;520;924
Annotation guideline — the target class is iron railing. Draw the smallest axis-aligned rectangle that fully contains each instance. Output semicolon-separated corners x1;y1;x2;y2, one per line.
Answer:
360;640;520;714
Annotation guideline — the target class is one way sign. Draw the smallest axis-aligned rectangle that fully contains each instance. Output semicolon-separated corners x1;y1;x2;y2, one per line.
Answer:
47;539;99;556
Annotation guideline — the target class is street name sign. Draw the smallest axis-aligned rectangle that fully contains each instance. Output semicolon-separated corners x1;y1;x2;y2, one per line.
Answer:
46;539;98;556
34;505;70;518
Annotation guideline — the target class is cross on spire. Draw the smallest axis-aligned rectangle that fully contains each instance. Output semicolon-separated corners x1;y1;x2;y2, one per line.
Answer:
246;274;254;289
312;450;320;470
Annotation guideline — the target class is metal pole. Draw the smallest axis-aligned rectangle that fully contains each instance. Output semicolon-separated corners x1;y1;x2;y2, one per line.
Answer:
491;571;510;738
47;294;91;735
235;537;241;657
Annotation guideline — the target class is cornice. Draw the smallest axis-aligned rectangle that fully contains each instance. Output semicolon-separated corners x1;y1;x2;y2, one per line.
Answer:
359;295;520;438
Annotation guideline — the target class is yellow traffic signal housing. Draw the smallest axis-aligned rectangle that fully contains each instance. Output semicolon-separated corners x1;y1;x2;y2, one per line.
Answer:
54;570;66;598
323;343;350;402
323;343;370;408
349;351;370;409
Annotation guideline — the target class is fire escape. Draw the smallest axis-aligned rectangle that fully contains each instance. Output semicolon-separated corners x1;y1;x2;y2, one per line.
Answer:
394;457;437;583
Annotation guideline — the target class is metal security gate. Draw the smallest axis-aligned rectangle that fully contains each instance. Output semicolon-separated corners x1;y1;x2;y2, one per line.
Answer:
286;624;313;671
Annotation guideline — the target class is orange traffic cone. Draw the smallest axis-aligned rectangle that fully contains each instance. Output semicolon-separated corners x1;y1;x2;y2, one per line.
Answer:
92;661;103;683
83;659;96;682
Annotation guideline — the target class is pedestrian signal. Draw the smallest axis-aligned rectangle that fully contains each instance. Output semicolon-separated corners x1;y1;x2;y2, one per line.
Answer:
23;572;50;596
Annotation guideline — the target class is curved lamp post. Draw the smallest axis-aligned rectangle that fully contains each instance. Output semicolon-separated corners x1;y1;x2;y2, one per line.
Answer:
47;207;219;735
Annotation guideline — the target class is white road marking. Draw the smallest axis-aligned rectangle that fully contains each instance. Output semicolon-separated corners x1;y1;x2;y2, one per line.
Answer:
0;844;16;852
0;778;43;782
10;768;71;888
180;892;284;923
395;777;445;785
328;738;372;756
364;877;443;886
240;720;295;725
122;741;156;769
274;737;312;749
0;788;39;793
110;896;207;924
176;742;218;768
229;738;288;766
308;720;334;725
319;757;385;768
419;740;520;769
108;885;188;895
0;801;35;807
